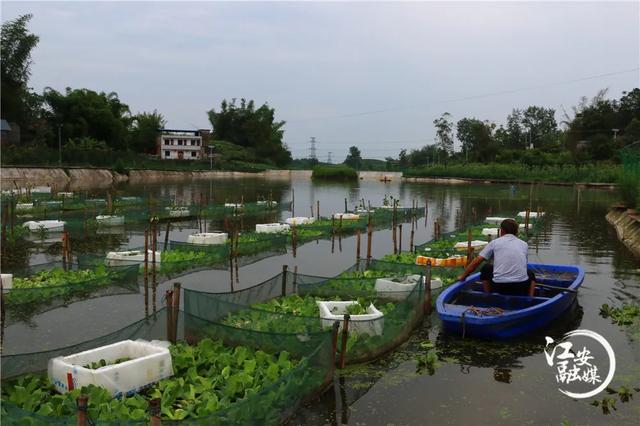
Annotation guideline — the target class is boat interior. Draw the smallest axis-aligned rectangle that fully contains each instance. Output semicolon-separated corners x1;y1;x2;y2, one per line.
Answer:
445;269;578;313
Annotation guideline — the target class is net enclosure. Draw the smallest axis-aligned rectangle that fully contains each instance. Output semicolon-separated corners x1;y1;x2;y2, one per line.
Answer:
1;308;335;425
183;259;455;365
2;262;139;325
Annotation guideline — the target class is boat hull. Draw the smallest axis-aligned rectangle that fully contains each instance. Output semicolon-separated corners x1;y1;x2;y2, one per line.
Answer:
437;263;584;339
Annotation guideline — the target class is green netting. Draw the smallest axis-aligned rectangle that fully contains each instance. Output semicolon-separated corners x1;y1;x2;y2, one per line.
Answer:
413;213;546;257
183;260;434;365
2;262;140;325
1;308;334;425
620;142;640;176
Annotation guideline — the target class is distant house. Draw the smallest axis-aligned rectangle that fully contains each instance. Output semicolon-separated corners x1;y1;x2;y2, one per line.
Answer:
156;129;204;160
0;119;20;145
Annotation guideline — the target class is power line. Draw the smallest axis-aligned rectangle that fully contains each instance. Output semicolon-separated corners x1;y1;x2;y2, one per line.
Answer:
287;67;639;124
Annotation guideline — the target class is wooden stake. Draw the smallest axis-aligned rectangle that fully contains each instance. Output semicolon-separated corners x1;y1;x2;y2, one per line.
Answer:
310;204;314;218
316;200;320;219
293;265;298;293
149;399;161;426
281;265;288;297
76;395;89;426
339;314;350;369
392;224;397;254
398;224;403;253
292;225;297;257
344;198;348;213
165;290;175;343
525;208;531;236
356;229;361;261
410;227;415;253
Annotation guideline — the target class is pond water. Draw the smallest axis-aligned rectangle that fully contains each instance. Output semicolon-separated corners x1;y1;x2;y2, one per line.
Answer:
3;178;639;425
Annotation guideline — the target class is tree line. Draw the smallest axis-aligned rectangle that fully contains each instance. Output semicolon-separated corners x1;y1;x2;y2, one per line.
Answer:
385;89;640;169
1;15;292;167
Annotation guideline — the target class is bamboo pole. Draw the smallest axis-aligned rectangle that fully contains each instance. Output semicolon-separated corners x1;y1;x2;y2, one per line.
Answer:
356;229;361;262
144;230;149;316
331;322;340;371
466;229;473;266
310;204;314;218
293;266;298;293
163;222;171;250
229;230;234;291
398;224;403;253
292;225;297;258
344;198;347;214
366;215;373;260
339;314;350;369
291;188;295;217
316;200;320;220
525;208;531;237
173;282;181;340
424;261;432;314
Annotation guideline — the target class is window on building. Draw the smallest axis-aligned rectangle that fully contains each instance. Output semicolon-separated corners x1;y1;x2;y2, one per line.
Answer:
178;140;183;146
165;150;170;157
191;151;197;157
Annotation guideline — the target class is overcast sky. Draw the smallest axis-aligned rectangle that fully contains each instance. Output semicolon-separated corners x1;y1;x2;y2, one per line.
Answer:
3;1;639;160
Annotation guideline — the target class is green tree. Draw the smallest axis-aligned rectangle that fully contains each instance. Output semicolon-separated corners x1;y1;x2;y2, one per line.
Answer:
207;98;291;166
433;112;454;156
42;87;132;151
1;14;39;124
344;145;362;169
521;106;558;148
456;118;496;162
130;110;166;153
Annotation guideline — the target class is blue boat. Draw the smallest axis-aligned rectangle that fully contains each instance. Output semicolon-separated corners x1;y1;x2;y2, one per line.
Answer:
436;263;585;339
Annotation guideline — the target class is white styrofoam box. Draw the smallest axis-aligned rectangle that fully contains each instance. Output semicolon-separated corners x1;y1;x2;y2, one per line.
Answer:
379;204;404;209
165;207;191;217
106;250;161;267
256;200;278;206
16;203;34;211
32;186;52;194
454;240;489;251
517;211;545;219
355;208;374;214
333;213;360;220
187;232;228;245
56;192;74;198
96;215;125;227
224;203;244;209
481;228;499;237
374;275;443;301
48;339;173;397
1;273;13;290
285;217;315;226
41;200;63;207
86;198;106;204
317;301;384;336
23;220;66;232
118;196;140;201
485;217;510;225
255;223;290;234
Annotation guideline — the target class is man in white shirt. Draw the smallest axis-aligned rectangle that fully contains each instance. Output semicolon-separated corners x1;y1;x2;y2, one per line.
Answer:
458;218;536;296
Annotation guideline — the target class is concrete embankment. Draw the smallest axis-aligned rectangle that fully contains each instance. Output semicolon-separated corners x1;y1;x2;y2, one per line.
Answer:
1;167;124;190
606;207;640;257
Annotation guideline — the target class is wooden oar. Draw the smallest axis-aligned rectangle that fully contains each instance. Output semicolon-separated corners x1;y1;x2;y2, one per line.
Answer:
536;283;577;293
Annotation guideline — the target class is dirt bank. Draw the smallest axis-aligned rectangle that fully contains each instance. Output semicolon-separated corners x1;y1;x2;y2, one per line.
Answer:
606;207;640;257
0;167;126;190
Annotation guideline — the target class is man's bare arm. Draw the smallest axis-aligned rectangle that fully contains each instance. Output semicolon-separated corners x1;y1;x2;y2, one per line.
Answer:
457;256;486;282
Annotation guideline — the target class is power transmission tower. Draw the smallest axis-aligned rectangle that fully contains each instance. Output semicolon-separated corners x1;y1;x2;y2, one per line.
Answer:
309;137;317;161
327;152;332;164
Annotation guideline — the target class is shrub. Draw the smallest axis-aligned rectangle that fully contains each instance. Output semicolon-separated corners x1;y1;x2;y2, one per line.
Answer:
311;165;358;181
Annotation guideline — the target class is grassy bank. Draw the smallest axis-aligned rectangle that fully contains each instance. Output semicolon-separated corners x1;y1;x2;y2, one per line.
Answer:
404;163;622;183
311;164;358;181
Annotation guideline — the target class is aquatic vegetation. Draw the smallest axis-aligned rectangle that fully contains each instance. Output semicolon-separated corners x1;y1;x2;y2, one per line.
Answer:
599;303;640;325
12;266;111;289
416;350;439;375
590;396;617;414
1;338;300;421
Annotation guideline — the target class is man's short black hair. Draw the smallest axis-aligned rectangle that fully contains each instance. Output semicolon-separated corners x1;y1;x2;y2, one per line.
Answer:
500;218;519;236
